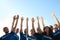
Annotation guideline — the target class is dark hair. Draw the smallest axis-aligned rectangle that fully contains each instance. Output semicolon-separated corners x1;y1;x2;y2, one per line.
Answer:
50;25;53;28
43;26;49;31
3;27;8;31
43;26;50;35
54;24;58;26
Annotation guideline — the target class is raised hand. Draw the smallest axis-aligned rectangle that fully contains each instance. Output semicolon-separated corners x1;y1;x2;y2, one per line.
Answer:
21;17;24;22
11;15;16;31
14;15;19;28
40;16;45;27
16;15;19;19
13;15;16;20
20;17;24;32
36;16;39;20
51;12;60;27
31;18;35;32
26;18;28;22
36;16;42;33
31;18;35;22
51;12;55;16
40;16;44;21
26;18;28;27
11;15;19;33
26;18;29;37
36;16;39;25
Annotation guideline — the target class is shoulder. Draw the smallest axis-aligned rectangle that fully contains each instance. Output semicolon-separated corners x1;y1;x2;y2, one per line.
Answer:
54;30;60;36
0;34;9;40
42;35;52;40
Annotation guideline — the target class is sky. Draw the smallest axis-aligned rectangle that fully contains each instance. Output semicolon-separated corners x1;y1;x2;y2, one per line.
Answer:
0;0;60;37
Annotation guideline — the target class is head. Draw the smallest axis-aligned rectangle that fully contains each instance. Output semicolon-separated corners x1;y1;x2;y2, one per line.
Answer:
30;29;35;36
37;27;40;33
50;25;53;30
24;28;28;36
54;24;58;32
43;26;50;34
16;28;19;34
3;27;9;34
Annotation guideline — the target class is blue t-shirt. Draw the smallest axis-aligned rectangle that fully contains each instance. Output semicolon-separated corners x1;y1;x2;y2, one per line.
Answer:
20;32;26;40
0;32;19;40
34;33;43;40
0;33;9;40
9;32;19;40
53;27;60;40
42;35;52;40
28;36;38;40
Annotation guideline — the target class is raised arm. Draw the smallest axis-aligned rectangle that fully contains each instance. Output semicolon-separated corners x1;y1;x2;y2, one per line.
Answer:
11;15;19;33
11;15;16;30
20;17;24;33
51;13;60;26
36;16;42;33
14;15;19;28
31;18;35;32
26;18;29;37
41;16;45;27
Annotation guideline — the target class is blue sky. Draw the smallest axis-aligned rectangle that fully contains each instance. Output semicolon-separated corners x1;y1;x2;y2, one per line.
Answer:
0;0;60;36
0;0;60;25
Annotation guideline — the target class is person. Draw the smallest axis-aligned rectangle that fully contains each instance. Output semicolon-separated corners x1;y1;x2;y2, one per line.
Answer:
28;18;38;40
20;17;27;40
34;16;43;40
36;16;42;33
0;15;19;40
49;25;54;38
42;26;52;40
28;29;37;40
0;27;9;40
41;17;52;40
51;13;60;40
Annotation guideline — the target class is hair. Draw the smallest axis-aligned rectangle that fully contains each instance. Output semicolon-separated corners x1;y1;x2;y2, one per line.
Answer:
3;27;8;31
43;26;49;31
50;25;53;28
43;26;50;35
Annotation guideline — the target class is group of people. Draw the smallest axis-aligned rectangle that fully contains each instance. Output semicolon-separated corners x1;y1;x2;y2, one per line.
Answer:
0;13;60;40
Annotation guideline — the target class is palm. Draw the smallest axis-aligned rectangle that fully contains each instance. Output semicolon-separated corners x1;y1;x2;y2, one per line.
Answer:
21;17;24;22
51;12;55;16
32;18;34;22
36;16;39;20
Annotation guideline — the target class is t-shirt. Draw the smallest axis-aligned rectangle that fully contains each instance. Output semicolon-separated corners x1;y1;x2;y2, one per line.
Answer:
42;35;52;40
9;32;19;40
0;33;9;40
0;31;19;40
53;27;60;40
34;33;43;40
28;36;37;40
20;32;26;40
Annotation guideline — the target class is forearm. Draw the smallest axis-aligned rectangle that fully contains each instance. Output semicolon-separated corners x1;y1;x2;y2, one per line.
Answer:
32;22;35;32
12;19;15;29
15;19;18;28
42;20;45;27
38;20;42;33
41;17;45;27
20;21;23;32
53;15;60;26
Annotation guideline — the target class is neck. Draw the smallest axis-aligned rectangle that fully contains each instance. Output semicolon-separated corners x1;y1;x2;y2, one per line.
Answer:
46;32;49;35
31;34;34;37
5;33;8;35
